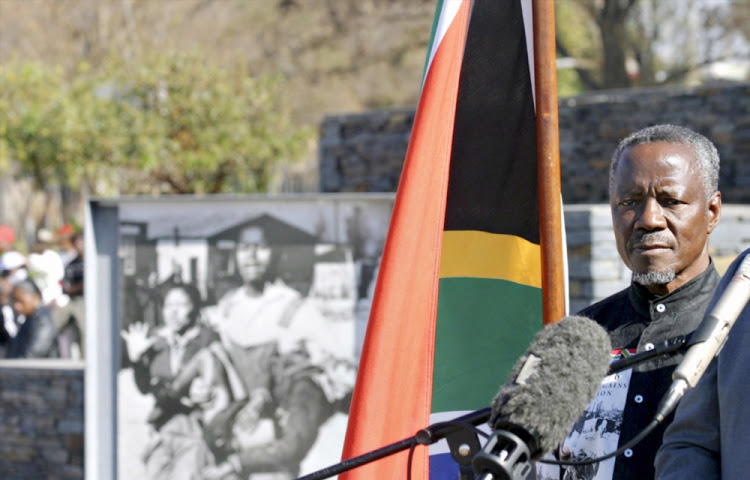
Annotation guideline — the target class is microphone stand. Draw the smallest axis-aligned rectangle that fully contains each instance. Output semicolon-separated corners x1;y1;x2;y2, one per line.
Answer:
298;336;689;480
296;408;490;480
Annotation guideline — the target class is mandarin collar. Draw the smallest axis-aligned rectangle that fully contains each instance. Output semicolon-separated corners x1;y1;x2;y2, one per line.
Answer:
628;260;719;319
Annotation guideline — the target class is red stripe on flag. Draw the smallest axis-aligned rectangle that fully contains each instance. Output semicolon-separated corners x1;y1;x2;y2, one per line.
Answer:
339;3;472;479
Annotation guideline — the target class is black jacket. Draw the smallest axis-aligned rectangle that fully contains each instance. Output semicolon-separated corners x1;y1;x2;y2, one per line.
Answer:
567;264;720;480
7;306;59;358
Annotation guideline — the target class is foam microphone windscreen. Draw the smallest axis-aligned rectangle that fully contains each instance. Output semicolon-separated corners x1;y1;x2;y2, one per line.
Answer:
489;315;611;459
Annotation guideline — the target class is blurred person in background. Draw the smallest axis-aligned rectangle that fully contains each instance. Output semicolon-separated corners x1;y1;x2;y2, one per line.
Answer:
6;279;59;359
53;232;85;358
55;223;78;266
0;274;18;358
0;315;9;357
28;228;65;307
0;250;29;284
0;225;16;255
0;250;28;349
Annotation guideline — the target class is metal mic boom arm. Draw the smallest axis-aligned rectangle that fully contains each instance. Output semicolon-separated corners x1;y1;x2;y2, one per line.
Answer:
295;408;491;480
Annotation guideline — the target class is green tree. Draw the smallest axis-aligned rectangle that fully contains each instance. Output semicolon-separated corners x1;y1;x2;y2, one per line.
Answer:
0;61;69;189
0;51;314;197
102;51;314;194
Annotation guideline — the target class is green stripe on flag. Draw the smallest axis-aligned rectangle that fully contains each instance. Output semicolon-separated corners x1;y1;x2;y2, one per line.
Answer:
431;277;543;413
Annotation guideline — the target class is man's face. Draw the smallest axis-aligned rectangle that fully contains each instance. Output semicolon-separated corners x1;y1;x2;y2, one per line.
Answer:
235;227;272;283
610;142;721;294
11;288;38;317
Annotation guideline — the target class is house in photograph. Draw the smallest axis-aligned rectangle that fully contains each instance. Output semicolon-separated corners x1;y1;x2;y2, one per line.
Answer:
119;212;356;316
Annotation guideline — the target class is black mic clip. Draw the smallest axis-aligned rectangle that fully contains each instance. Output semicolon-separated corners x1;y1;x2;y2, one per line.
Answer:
471;423;535;480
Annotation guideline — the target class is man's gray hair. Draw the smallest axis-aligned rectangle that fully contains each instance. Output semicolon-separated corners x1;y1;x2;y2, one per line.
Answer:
609;124;720;200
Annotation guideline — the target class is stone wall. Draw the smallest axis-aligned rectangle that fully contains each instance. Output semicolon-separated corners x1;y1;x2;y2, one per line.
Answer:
558;84;750;203
0;361;84;480
319;109;415;193
319;83;750;204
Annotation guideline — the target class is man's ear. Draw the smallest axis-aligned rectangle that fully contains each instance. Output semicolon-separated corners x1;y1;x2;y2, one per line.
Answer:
707;191;722;234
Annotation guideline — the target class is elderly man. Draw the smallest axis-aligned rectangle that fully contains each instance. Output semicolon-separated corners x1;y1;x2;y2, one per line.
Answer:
537;124;722;480
654;247;750;480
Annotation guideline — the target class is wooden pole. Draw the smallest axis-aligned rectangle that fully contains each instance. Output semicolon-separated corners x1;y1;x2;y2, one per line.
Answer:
532;0;566;325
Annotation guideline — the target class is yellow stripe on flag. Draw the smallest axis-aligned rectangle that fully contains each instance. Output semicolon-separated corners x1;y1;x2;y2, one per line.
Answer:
440;230;541;287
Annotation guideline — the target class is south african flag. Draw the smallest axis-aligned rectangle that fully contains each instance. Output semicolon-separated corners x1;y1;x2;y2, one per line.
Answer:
341;1;556;478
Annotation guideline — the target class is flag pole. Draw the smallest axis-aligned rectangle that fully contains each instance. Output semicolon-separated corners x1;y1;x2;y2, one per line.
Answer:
532;0;565;326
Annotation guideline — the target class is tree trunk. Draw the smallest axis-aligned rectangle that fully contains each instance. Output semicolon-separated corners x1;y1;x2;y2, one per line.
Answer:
597;2;636;89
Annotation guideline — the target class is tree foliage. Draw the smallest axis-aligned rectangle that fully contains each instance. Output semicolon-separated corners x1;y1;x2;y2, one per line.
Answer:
0;52;313;196
0;0;435;125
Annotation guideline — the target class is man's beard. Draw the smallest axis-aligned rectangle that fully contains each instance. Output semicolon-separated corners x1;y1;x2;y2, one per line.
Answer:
627;232;677;286
632;268;676;286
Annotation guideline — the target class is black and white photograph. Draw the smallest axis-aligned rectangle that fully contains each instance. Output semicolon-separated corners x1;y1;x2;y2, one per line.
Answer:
538;369;632;480
115;195;393;480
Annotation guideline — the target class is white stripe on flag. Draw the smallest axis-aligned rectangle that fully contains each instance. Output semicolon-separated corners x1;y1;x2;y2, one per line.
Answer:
520;0;536;110
424;0;463;82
